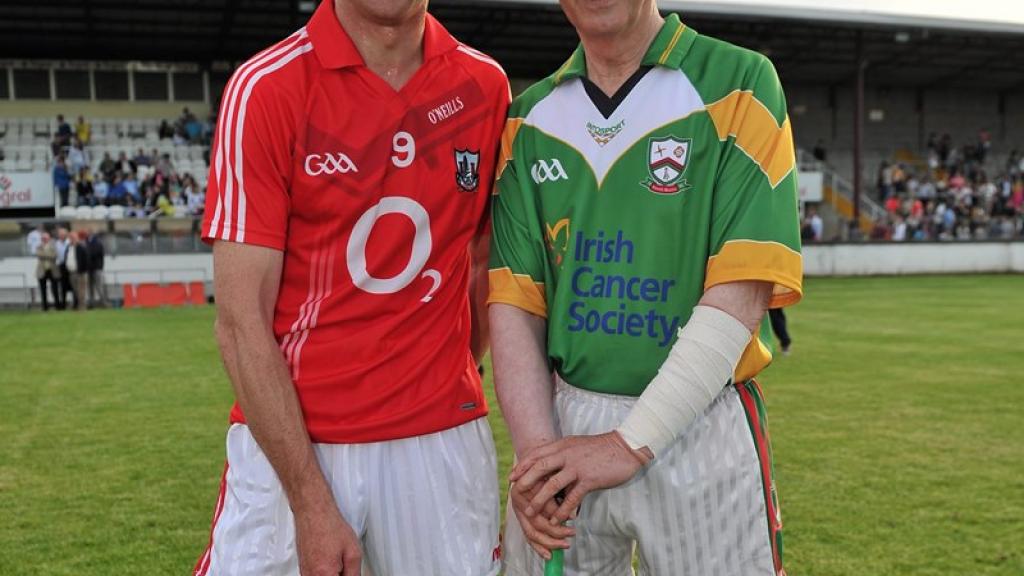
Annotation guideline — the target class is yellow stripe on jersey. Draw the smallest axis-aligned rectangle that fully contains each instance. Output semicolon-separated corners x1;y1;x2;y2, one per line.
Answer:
705;240;803;308
658;23;686;65
706;90;796;188
487;267;547;318
735;336;773;384
496;118;524;186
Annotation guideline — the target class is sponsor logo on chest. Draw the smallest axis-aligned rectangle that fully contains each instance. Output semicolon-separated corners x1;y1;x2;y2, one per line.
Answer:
586;120;625;147
428;96;465;125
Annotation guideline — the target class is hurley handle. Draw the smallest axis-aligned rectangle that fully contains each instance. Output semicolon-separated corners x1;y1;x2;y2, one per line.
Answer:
544;548;564;576
544;490;567;576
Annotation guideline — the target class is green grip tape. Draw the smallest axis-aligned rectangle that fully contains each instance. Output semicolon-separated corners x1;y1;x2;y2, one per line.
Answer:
544;548;564;576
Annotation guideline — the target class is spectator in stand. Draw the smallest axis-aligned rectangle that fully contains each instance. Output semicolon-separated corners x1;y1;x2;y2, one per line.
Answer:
26;224;44;256
885;193;901;214
938;133;952;165
54;227;71;310
949;171;966;191
141;183;158;214
1011;180;1024;211
67;138;89;174
75;116;91;146
808;207;823;241
52;114;73;156
65;231;89;311
86;229;109;308
117;151;135;175
158;120;174;139
918;175;937;199
35;232;60;312
813;139;827;163
125;195;148;218
183;174;204;216
891;215;907;241
93;173;109;205
180;107;202;142
106;173;129;206
133;148;152;168
99;152;117;183
878;160;894;199
75;167;95;207
155;153;174;177
52;155;72;207
892;163;907;194
202;112;216;144
977;129;991;163
123;171;140;203
153;192;175;218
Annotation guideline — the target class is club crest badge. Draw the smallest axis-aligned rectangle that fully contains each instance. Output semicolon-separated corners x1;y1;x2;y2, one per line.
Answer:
455;149;480;192
643;136;692;195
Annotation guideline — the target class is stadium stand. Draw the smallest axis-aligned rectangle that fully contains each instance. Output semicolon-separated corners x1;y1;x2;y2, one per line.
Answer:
1;0;1022;308
1;111;211;226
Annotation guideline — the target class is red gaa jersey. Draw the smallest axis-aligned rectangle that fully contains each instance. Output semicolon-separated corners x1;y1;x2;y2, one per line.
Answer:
202;0;510;443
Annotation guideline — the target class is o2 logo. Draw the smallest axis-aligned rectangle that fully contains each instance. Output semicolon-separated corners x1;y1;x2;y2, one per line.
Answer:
346;197;441;303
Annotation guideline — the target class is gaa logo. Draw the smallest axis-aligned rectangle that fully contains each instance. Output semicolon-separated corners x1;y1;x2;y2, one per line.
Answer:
530;159;568;184
304;153;359;176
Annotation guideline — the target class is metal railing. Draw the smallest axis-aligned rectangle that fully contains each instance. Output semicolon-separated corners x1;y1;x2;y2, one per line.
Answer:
106;267;209;288
798;150;887;224
0;272;32;309
2;268;210;309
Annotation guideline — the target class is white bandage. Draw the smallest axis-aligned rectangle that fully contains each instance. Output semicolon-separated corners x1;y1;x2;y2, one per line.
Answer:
617;305;752;457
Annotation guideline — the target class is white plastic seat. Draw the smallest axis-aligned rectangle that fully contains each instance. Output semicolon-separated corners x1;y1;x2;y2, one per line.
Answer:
59;206;77;218
92;205;110;219
75;205;93;219
108;205;126;219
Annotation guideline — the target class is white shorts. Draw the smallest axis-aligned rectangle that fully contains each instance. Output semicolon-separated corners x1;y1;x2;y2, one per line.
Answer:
504;379;785;576
195;418;501;576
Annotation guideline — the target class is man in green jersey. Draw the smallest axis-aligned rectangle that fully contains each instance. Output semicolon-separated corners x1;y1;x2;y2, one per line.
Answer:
487;1;802;574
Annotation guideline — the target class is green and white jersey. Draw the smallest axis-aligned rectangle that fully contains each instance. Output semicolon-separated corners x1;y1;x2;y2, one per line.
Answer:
488;14;803;397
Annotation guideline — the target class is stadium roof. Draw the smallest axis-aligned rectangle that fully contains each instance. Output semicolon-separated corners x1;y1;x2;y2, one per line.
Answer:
481;0;1024;36
1;0;1023;91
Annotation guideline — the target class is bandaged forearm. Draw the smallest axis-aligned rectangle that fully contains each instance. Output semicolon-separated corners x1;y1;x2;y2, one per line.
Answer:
617;305;752;456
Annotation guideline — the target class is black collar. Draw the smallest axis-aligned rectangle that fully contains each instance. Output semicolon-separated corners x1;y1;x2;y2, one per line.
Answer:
581;66;653;119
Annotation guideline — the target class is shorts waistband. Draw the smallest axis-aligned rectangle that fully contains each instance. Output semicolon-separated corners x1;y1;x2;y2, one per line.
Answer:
555;375;639;407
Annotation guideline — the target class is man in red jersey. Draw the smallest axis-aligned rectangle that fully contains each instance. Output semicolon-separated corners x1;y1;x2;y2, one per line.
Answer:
193;1;509;575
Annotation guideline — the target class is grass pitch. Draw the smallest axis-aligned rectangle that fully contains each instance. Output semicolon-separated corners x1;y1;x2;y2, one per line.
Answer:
0;275;1021;575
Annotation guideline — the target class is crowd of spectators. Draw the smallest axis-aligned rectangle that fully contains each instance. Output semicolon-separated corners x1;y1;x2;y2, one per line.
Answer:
872;130;1024;241
27;224;108;312
49;108;210;217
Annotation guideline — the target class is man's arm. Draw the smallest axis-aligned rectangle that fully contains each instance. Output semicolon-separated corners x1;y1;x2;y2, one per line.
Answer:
511;281;772;524
212;241;362;576
490;303;557;455
490;303;575;557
